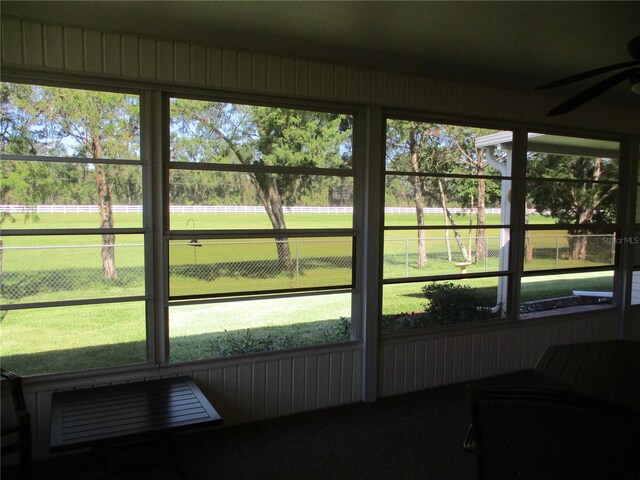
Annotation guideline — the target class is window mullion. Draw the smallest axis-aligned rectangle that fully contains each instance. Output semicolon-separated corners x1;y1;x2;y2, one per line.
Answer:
508;128;529;320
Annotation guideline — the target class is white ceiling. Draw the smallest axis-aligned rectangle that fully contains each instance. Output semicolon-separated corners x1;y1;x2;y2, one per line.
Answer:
2;1;639;108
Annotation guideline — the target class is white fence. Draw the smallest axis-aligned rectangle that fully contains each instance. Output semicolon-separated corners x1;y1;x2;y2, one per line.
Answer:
1;205;536;215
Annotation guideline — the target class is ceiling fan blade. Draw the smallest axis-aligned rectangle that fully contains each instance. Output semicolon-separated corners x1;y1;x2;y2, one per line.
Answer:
537;61;639;89
546;68;638;116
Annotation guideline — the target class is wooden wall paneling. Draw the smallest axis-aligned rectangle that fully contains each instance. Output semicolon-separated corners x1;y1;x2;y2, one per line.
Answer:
266;55;282;95
351;350;361;402
328;351;343;406
237;51;253;91
378;315;619;398
206;367;225;419
307;60;323;99
346;66;360;102
63;27;84;72
452;335;464;383
157;40;174;83
236;363;253;418
139;37;156;80
294;58;309;98
251;361;266;420
102;33;122;77
173;42;190;85
381;72;395;106
223;365;241;423
423;338;436;389
278;358;293;416
316;353;331;408
436;79;453;116
414;76;428;111
413;340;426;391
82;30;102;74
264;359;279;418
280;56;295;97
23;21;43;68
43;24;64;70
462;334;473;382
370;70;384;105
206;47;223;88
221;49;238;89
291;356;306;413
379;344;393;396
252;53;268;93
340;350;354;403
405;75;417;110
433;337;446;387
334;64;348;101
393;73;407;108
395;343;407;395
304;354;318;410
429;77;443;113
403;341;416;392
358;68;372;104
321;62;335;100
2;18;24;65
121;35;140;79
3;19;640;133
190;45;207;86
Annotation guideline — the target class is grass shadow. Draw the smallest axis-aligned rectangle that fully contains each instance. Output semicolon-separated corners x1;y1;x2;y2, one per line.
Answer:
2;318;351;376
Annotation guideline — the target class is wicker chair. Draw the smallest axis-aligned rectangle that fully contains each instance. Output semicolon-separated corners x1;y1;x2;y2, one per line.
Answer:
467;384;640;480
1;368;32;480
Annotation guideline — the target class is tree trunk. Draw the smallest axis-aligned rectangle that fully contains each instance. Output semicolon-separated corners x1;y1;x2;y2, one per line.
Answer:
525;209;534;263
409;129;427;269
412;175;427;269
570;232;588;261
438;180;471;262
211;125;295;273
93;136;117;280
443;209;452;262
249;172;295;272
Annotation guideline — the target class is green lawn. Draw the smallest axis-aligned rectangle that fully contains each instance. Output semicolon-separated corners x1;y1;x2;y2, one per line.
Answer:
1;211;615;375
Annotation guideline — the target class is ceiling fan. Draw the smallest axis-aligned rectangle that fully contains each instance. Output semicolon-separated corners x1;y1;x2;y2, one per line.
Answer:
537;34;640;116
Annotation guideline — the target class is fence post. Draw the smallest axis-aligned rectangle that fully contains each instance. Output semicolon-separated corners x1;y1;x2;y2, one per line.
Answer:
556;236;560;269
610;234;615;264
405;238;409;277
296;239;300;288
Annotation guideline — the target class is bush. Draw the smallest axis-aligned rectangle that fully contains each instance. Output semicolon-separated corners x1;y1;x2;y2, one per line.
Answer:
209;329;295;357
421;282;494;326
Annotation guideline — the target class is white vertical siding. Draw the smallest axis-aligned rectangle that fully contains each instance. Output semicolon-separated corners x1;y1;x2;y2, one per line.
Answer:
378;312;619;398
24;345;362;459
2;17;639;134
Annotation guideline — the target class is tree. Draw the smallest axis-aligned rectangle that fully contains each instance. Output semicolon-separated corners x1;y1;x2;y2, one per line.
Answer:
527;153;618;260
171;100;351;271
1;83;140;280
386;121;485;267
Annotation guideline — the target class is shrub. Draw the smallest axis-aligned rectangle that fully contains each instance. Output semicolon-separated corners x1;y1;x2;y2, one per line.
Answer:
421;282;494;326
209;328;295;357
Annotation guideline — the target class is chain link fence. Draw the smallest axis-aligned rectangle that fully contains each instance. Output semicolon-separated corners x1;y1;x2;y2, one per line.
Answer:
1;234;616;304
384;235;503;278
1;244;145;303
169;238;353;295
525;233;616;269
